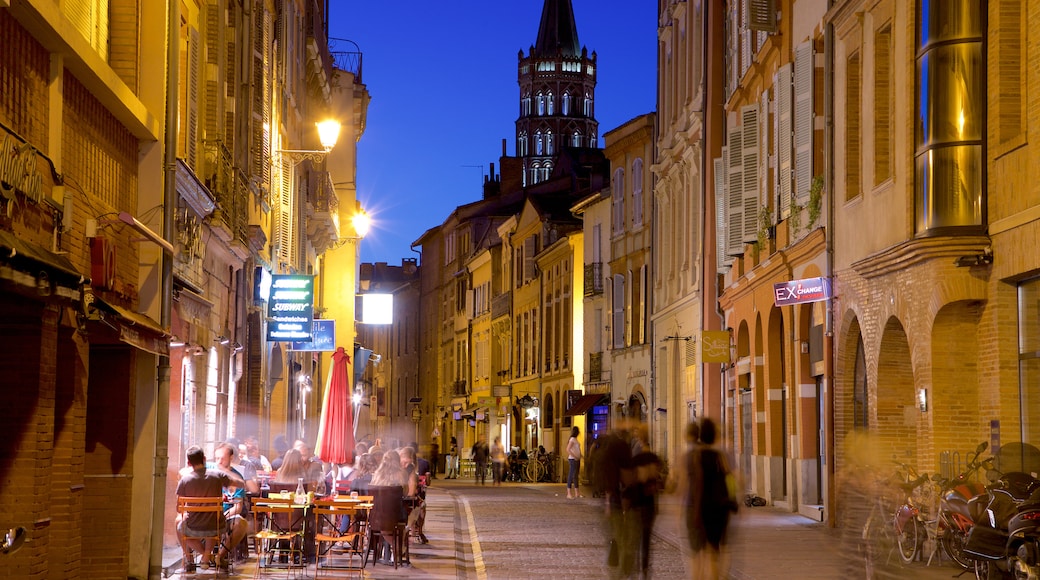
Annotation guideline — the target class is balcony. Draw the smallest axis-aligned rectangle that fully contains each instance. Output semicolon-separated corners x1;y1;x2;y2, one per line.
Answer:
491;290;512;319
306;170;339;254
584;262;604;296
330;38;364;84
203;141;248;246
304;0;335;98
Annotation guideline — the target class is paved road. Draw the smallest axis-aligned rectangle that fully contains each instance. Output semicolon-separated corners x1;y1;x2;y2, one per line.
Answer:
165;477;967;578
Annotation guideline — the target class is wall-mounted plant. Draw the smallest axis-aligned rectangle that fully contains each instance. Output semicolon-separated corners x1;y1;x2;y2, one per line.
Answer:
807;174;824;230
789;198;803;238
757;205;774;250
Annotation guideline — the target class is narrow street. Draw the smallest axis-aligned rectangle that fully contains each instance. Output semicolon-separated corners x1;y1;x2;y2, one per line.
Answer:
165;478;965;579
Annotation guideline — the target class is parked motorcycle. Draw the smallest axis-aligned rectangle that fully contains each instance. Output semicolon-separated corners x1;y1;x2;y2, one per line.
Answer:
962;443;1040;579
934;441;993;569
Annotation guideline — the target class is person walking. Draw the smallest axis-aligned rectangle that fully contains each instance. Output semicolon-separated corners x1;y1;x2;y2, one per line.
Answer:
566;426;584;499
472;440;489;485
490;437;507;486
445;437;458;479
683;418;736;580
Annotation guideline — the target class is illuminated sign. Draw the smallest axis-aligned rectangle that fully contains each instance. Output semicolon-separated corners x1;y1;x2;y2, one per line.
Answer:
773;277;831;307
290;319;336;351
359;293;394;324
267;275;314;341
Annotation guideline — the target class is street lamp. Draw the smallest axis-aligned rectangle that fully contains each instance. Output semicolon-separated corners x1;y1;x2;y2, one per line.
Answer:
276;120;342;164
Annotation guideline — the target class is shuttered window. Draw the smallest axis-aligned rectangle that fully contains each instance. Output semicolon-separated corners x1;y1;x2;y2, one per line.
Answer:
846;52;862;202
775;64;793;219
793;41;815;206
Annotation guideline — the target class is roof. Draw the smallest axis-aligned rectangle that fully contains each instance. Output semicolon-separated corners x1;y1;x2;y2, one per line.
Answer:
533;0;581;58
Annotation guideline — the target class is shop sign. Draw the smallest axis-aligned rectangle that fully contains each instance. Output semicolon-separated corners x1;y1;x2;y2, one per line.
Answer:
290;319;335;351
773;277;831;307
267;275;314;341
0;133;44;204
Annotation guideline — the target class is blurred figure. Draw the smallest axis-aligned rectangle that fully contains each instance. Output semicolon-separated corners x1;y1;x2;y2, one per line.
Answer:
630;446;663;578
490;436;507;486
293;439;324;483
445;437;459;479
270;434;290;470
274;449;308;484
472;440;489;485
593;425;636;577
684;418;735;580
566;426;584;499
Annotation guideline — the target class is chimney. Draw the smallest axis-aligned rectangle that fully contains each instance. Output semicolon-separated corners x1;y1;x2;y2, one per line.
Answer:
502;138;507;157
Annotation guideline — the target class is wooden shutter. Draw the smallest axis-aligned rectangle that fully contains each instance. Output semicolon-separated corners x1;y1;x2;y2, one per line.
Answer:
612;274;625;350
277;161;293;265
741;104;759;244
794;41;815;206
714;155;731;271
726;123;744;256
186;28;201;168
748;0;777;33
776;64;793;218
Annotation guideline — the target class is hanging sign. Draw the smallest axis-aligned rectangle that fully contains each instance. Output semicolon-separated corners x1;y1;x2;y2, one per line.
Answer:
773;277;831;307
267;275;314;341
290;319;336;351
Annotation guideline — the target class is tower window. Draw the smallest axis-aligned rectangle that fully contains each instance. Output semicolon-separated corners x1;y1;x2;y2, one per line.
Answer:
584;93;592;117
572;131;581;147
562;92;571;116
535;131;544;155
537;92;545;116
547;91;554;115
546;130;554;156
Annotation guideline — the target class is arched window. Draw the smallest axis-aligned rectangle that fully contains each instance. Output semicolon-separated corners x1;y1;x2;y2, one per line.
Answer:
537;92;545;116
572;131;581;147
518;132;528;156
535;131;543;155
522;94;531;116
562;92;571;115
584;93;592;116
545;130;553;156
590;132;597;147
547;91;554;115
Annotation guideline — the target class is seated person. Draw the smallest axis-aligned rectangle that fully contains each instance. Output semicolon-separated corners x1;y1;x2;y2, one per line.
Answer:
176;445;246;574
399;447;427;544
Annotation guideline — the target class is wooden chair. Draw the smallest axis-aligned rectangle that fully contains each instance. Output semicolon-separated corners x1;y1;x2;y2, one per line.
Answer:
313;499;367;577
252;501;305;578
363;485;409;569
177;496;233;573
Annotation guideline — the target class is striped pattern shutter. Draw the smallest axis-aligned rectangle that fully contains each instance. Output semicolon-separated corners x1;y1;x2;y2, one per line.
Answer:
714;156;731;272
726;123;744;256
741;104;759;244
776;64;793;218
794;41;815;206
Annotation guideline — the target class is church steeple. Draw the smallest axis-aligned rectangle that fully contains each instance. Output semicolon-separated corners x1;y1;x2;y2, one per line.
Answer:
533;0;581;58
516;0;598;186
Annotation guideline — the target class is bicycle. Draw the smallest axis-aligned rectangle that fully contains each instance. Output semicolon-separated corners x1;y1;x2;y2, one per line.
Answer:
891;462;938;564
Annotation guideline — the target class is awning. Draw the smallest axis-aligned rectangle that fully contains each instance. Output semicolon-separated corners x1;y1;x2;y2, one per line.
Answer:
90;296;170;356
565;394;609;417
0;229;86;299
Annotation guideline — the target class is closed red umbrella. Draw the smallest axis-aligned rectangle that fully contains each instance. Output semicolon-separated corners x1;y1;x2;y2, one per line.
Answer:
314;346;354;465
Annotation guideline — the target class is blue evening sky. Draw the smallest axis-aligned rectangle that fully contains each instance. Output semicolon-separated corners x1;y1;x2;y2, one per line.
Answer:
328;1;658;266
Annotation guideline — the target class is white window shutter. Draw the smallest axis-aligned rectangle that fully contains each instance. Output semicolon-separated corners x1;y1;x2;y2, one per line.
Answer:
741;104;760;244
726;125;744;256
794;41;815;205
776;64;793;218
612;274;625;349
277;161;294;265
749;0;778;33
714;155;731;272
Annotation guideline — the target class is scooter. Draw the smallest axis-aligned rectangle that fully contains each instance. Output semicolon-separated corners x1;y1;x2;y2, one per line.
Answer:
935;442;993;569
962;444;1040;579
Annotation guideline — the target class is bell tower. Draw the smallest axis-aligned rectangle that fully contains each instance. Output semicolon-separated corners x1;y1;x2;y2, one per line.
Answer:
516;0;598;186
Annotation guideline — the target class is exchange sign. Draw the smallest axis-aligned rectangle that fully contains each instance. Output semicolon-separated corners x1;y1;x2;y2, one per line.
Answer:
773;277;831;307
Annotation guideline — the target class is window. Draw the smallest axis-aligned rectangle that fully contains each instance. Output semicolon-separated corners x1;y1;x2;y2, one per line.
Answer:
519;131;528;156
914;0;984;232
584;93;592;117
537;92;545;116
547;91;554;115
874;24;892;185
572;131;582;147
632;158;644;226
562;92;571;115
611;274;625;349
545;130;554;156
846;51;861;201
522;94;531;116
612;168;625;235
535;131;544;155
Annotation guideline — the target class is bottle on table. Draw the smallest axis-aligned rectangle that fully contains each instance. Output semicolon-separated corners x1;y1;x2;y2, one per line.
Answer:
294;477;307;505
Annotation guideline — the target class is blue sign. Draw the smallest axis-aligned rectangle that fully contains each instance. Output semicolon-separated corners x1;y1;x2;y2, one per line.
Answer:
290;319;336;352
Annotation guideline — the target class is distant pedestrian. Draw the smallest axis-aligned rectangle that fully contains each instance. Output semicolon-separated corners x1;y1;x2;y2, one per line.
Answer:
490;437;507;486
683;418;735;580
430;441;440;479
566;426;584;499
446;437;459;479
472;440;489;485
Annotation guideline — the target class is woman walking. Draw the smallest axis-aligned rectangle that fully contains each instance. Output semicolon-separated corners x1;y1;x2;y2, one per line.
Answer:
566;426;584;499
445;437;458;479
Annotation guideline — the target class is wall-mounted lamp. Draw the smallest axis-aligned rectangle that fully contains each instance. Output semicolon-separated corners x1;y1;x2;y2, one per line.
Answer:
917;388;928;412
232;342;244;353
1;526;27;555
216;335;231;346
170;336;185;347
276;120;342;164
954;248;993;267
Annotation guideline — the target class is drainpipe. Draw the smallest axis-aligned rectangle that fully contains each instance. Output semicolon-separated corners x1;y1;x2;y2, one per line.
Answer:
149;0;178;577
823;4;836;527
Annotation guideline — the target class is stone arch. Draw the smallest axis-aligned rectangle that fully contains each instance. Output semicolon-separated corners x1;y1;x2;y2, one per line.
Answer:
876;316;915;464
931;300;983;464
835;312;866;474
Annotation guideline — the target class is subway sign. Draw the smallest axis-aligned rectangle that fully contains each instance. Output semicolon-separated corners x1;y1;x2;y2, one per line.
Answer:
773;277;831;307
267;275;314;341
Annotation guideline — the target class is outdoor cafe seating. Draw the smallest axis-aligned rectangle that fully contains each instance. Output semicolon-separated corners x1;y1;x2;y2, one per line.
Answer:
363;485;409;569
313;496;372;577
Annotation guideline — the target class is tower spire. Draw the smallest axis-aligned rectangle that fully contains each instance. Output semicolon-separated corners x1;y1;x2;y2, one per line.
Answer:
533;0;581;57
